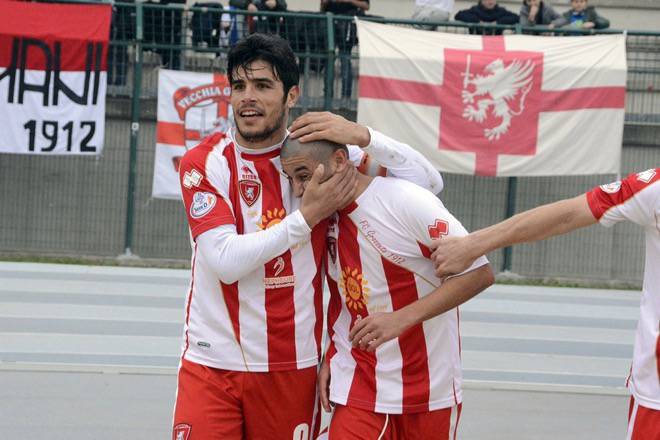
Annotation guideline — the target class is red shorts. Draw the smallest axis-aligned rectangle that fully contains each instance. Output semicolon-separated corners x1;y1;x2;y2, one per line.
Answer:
173;359;321;440
627;396;660;440
327;404;462;440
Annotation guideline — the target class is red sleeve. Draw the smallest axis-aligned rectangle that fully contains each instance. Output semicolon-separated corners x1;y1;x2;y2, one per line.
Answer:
179;137;235;240
586;169;659;221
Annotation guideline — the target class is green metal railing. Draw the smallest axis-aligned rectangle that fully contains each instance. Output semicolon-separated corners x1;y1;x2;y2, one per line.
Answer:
2;3;659;282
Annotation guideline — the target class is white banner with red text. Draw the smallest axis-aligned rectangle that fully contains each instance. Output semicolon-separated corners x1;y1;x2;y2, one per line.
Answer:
152;69;233;199
0;2;110;155
357;20;627;177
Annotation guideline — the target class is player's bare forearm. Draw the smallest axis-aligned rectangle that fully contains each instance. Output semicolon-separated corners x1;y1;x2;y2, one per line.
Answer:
432;195;597;277
397;264;494;328
473;194;597;253
350;264;494;351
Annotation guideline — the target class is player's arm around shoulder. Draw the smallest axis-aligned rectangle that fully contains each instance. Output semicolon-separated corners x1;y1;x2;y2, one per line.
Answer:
288;111;443;193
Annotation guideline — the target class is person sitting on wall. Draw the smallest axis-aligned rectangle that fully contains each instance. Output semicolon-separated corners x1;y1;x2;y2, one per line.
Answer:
455;0;519;34
552;0;610;29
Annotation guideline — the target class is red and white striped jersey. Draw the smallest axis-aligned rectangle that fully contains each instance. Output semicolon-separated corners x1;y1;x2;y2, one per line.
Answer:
586;168;660;410
178;131;324;372
178;129;444;373
325;177;488;414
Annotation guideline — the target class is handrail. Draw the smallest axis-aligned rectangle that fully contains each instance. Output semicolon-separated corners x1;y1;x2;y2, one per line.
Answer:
42;0;660;37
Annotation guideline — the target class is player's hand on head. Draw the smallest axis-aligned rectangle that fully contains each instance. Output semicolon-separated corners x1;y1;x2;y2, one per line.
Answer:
300;165;358;228
348;312;408;353
318;358;332;412
429;236;474;278
288;112;371;148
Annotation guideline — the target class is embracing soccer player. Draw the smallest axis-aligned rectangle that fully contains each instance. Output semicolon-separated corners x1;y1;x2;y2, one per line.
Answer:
281;137;494;439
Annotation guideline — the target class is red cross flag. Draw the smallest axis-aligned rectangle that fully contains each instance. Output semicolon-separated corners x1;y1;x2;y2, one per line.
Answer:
357;21;627;176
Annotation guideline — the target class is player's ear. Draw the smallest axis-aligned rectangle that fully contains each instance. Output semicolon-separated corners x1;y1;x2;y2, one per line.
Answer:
286;85;300;109
333;148;349;171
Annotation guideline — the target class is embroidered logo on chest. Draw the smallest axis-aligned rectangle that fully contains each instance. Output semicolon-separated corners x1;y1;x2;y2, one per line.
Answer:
340;267;370;312
238;165;261;207
239;180;261;207
428;219;449;239
259;208;286;230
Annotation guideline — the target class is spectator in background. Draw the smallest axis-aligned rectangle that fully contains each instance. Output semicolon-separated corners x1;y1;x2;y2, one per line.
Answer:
519;0;560;28
552;0;609;29
455;0;519;34
412;0;454;30
228;0;287;40
321;0;370;101
231;0;287;15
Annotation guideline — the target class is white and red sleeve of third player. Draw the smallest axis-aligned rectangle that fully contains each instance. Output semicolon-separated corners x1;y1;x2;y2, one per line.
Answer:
586;168;660;410
325;177;487;415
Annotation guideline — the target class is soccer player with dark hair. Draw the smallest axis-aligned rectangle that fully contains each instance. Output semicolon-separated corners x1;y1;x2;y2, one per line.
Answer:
172;33;444;439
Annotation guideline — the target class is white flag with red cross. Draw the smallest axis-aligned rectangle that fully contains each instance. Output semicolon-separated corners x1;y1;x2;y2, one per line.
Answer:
152;69;233;199
357;20;627;177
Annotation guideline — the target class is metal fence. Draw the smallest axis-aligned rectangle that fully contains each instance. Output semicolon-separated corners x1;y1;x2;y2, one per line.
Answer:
1;3;659;284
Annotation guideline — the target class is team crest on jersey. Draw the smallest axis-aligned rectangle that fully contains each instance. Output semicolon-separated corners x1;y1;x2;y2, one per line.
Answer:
190;192;216;218
173;423;191;440
259;208;286;230
428;219;450;239
239;180;261;207
637;169;656;183
340;267;370;311
600;181;622;194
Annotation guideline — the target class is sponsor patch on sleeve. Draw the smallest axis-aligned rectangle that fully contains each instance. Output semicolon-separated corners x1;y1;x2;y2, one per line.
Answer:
190;192;217;218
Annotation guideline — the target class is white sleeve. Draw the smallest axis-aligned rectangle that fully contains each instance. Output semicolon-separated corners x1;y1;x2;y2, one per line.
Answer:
403;184;488;275
197;209;311;284
347;127;444;194
587;169;660;228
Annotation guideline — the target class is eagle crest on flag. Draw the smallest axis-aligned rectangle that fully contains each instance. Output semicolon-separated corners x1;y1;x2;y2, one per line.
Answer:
461;57;534;141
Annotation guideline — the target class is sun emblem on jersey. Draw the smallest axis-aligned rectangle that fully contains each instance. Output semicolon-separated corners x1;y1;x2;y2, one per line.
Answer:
259;208;286;230
340;267;370;311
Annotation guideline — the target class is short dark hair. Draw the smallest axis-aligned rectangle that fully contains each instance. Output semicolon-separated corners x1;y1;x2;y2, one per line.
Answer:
227;33;299;95
281;137;349;163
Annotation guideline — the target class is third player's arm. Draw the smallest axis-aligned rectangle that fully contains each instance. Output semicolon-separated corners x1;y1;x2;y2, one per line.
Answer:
431;194;598;277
